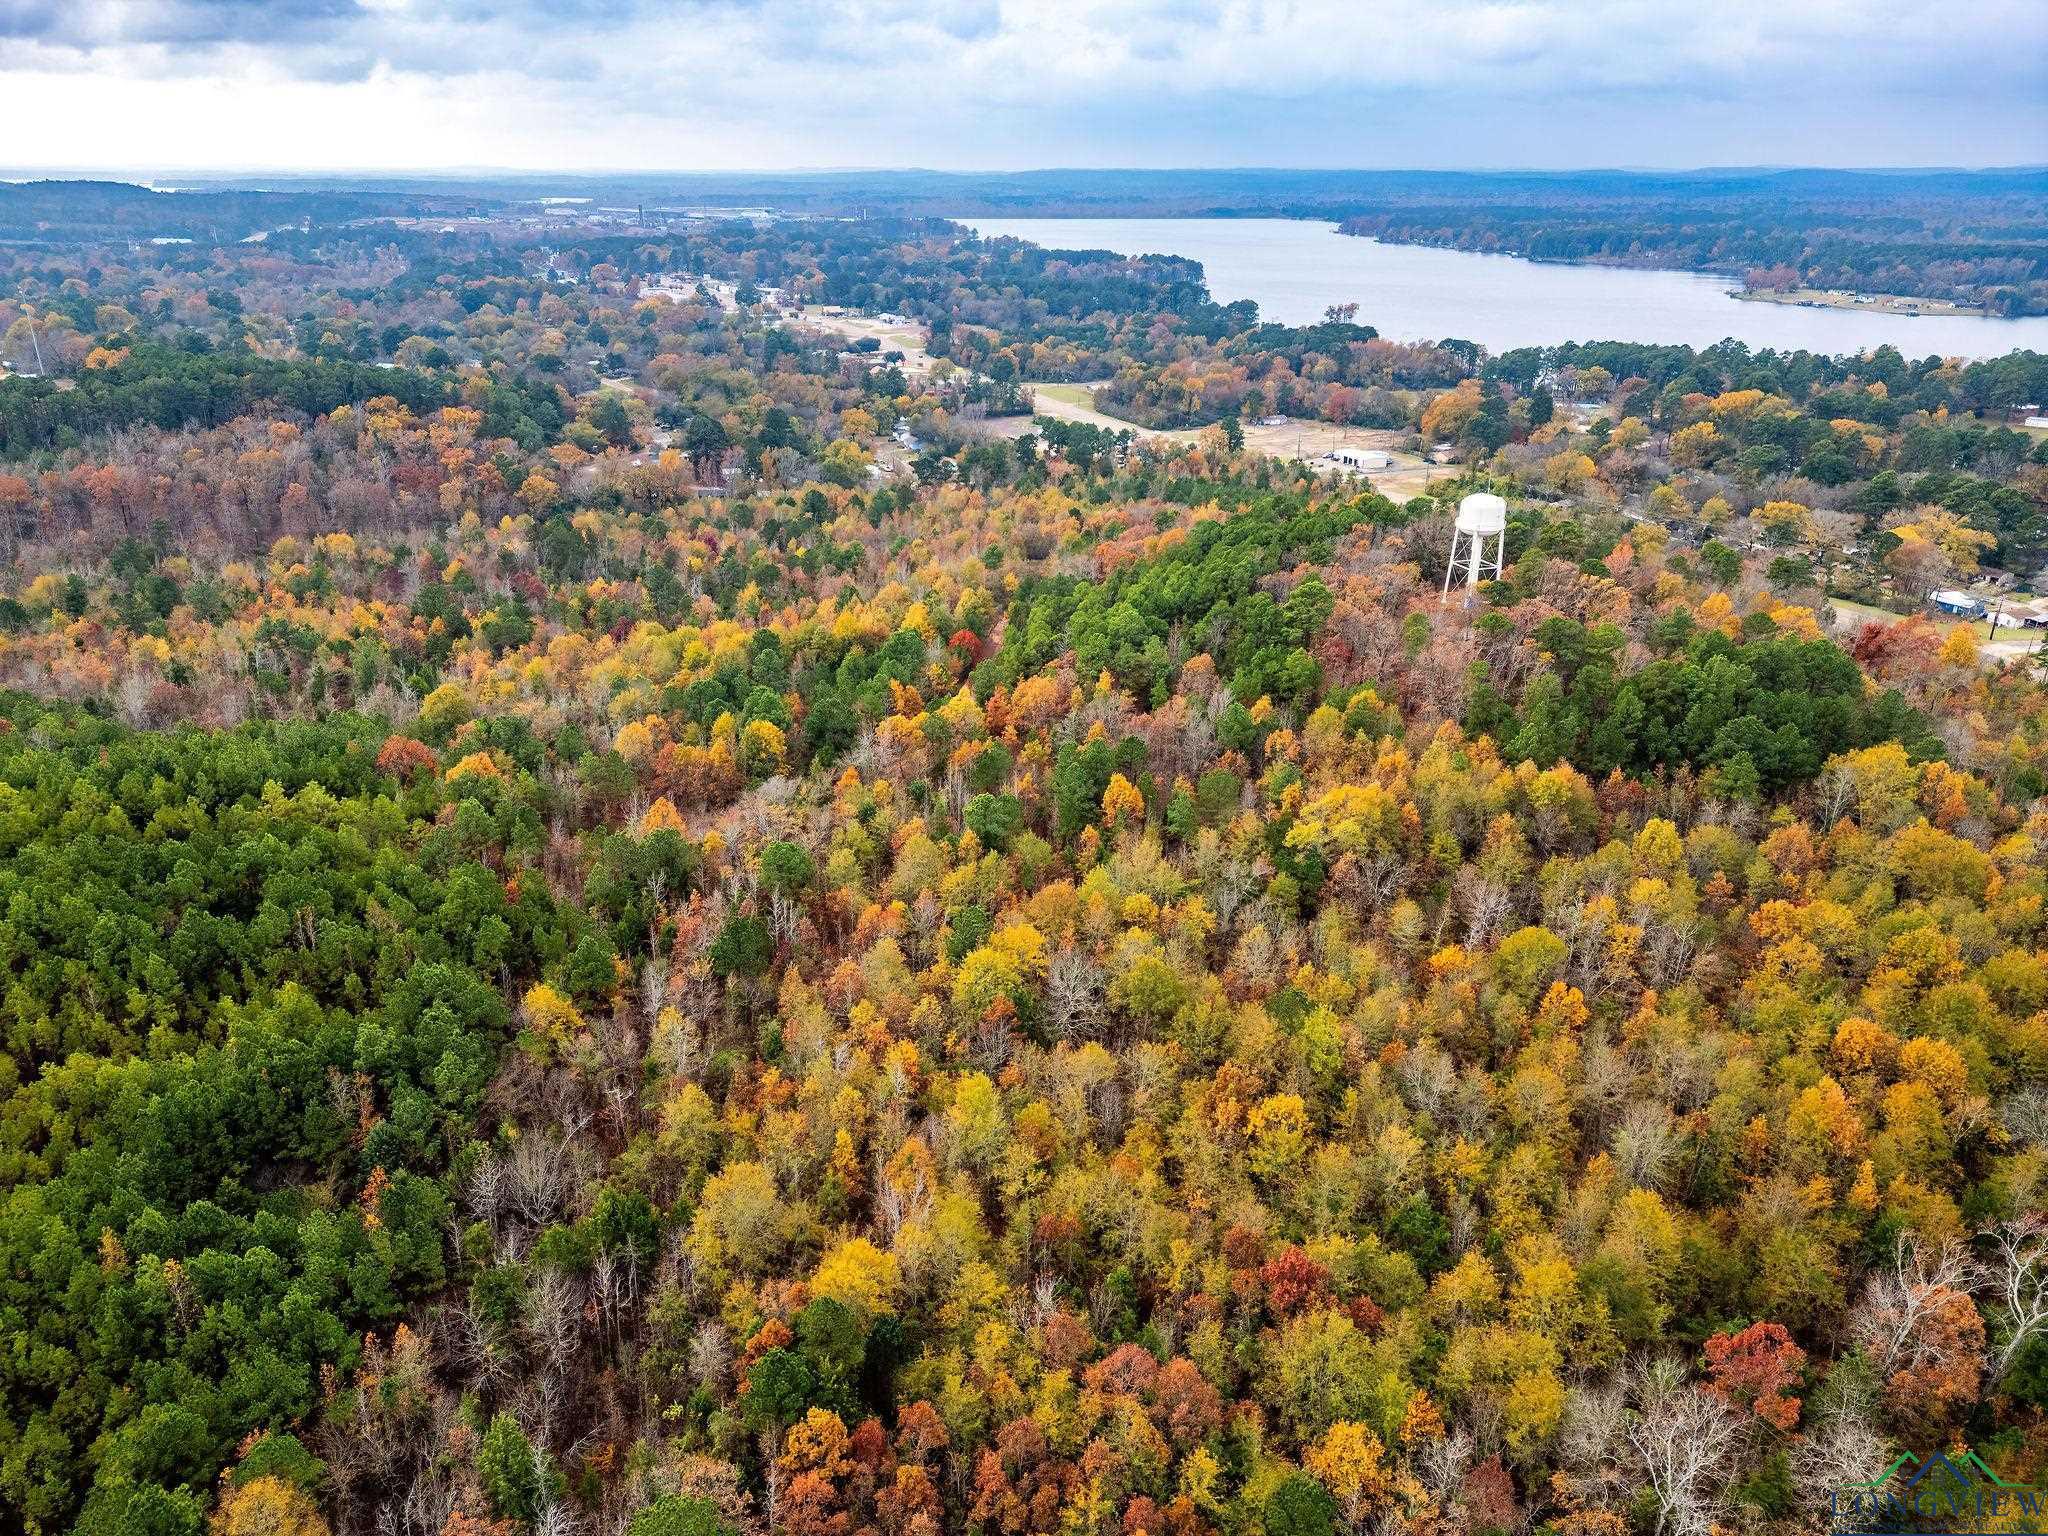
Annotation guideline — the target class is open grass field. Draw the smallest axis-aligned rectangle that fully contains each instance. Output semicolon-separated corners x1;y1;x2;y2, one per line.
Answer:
1033;383;1099;408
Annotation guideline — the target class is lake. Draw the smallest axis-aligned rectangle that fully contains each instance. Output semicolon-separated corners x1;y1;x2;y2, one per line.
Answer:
960;217;2048;359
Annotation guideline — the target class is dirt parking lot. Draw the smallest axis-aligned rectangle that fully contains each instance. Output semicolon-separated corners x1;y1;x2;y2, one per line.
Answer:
1235;419;1442;500
788;308;936;374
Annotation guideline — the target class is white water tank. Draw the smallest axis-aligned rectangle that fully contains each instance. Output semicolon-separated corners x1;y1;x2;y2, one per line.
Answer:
1455;492;1508;535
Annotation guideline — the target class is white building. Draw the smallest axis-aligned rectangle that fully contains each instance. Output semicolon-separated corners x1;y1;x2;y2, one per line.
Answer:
1991;603;2048;630
1325;448;1394;471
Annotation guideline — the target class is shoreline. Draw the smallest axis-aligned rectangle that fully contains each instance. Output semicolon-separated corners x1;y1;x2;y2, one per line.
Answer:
1327;225;2014;320
1729;285;1990;318
957;216;2048;351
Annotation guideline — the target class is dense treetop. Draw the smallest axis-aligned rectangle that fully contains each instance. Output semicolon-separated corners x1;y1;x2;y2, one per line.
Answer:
0;190;2046;1536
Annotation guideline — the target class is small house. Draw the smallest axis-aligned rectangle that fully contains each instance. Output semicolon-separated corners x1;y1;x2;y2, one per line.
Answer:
1931;590;1985;618
1992;603;2048;630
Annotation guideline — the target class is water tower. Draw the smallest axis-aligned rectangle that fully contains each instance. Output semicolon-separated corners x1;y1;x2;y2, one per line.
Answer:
1442;492;1508;603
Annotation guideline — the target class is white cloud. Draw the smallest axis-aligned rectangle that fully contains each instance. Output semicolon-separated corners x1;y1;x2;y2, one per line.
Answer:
0;0;2041;170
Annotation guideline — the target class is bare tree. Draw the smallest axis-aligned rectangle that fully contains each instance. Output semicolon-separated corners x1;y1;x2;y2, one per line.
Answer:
1445;1191;1479;1258
1983;1214;2048;1379
319;1326;461;1536
687;1320;732;1395
591;1247;645;1359
1573;1035;1633;1148
1356;852;1406;912
1807;507;1866;594
1639;917;1698;989
640;957;671;1028
2002;1086;2048;1148
1625;1357;1743;1536
528;1263;582;1379
1393;1040;1457;1121
1031;1271;1060;1325
1416;1426;1474;1503
525;1423;582;1536
767;885;801;947
442;1295;523;1395
1557;1378;1632;1511
384;1452;465;1536
1207;857;1259;930
1791;1411;1891;1523
1611;1101;1678;1191
651;1001;704;1083
116;670;153;728
1847;1233;1981;1379
1455;868;1513;947
1449;1062;1500;1143
1046;948;1105;1041
506;1113;593;1229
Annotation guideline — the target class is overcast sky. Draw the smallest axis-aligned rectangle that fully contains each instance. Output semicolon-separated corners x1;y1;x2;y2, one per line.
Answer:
1;0;2043;174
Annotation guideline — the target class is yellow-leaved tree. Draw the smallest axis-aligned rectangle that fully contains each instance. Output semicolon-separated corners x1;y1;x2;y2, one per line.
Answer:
812;1236;901;1315
210;1476;329;1536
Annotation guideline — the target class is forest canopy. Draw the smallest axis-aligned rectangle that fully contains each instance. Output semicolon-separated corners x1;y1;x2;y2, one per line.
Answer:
0;183;2046;1536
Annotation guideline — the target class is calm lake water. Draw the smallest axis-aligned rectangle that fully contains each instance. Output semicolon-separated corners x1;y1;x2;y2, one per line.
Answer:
961;217;2048;359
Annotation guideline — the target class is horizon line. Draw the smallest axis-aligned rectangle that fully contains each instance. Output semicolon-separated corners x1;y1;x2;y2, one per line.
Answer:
4;163;2047;183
